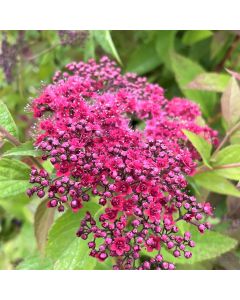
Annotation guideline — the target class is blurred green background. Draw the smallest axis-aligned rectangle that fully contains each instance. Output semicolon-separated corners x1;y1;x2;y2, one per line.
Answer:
1;30;240;269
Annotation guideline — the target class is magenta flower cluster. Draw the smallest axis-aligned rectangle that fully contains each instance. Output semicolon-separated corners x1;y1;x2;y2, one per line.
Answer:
27;57;217;270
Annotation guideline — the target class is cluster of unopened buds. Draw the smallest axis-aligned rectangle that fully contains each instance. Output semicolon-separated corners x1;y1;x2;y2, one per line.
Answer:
27;56;218;270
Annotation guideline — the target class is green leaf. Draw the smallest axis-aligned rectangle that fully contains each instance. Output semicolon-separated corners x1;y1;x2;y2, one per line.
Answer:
95;258;114;270
34;200;55;254
230;130;240;145
0;180;32;198
221;77;240;128
155;31;176;68
143;222;237;264
0;193;30;218
171;53;217;117
213;168;240;181
3;141;43;157
183;129;212;168
0;158;31;197
17;254;54;270
210;31;232;61
193;171;240;197
0;158;30;180
84;31;95;61
182;30;213;46
187;73;230;92
210;145;240;180
46;202;101;270
212;145;240;165
0;100;18;138
126;40;161;75
93;30;122;65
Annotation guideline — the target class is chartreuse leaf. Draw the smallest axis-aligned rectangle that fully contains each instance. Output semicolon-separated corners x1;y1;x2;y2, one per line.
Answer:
193;171;240;197
93;30;122;65
143;222;238;264
212;145;240;165
46;202;102;270
187;73;230;92
212;167;240;181
95;258;114;270
0;158;31;197
0;193;31;219
182;30;213;45
0;100;18;138
221;77;240;128
183;130;212;168
17;254;54;270
3;141;43;157
171;53;217;117
210;145;240;180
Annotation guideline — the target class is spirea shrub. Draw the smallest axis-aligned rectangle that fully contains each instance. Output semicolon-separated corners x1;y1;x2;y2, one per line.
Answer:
27;56;218;270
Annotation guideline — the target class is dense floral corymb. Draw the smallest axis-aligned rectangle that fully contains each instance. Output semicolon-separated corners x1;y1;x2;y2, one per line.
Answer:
28;56;217;270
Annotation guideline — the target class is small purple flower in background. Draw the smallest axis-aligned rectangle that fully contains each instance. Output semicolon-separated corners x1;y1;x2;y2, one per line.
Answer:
58;30;89;46
0;31;24;83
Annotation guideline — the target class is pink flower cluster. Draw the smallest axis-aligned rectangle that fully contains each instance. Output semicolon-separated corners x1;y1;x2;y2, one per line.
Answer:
28;57;217;270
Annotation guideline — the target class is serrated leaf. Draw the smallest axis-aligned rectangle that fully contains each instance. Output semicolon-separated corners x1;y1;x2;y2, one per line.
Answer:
46;202;101;270
193;171;240;197
126;40;161;75
0;158;31;197
171;53;217;117
0;100;18;138
3;141;43;157
34;200;55;254
187;73;230;92
93;30;122;65
183;129;212;168
182;30;213;46
221;77;240;128
143;222;237;264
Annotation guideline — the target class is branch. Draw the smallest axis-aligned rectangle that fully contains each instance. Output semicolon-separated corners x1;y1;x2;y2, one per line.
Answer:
0;125;21;146
212;121;240;158
0;125;43;169
215;35;240;72
196;162;240;174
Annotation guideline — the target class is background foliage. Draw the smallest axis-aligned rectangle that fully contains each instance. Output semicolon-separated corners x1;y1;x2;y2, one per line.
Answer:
1;30;240;270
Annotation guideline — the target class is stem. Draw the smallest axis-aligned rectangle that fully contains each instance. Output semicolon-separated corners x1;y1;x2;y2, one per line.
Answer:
196;162;240;174
212;120;240;158
0;125;43;169
27;44;60;61
0;125;21;146
213;162;240;170
215;35;240;72
17;54;24;101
